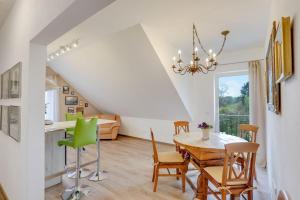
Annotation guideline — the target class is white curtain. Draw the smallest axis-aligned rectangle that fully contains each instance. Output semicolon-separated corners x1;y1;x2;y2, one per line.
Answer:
45;89;60;122
249;60;266;167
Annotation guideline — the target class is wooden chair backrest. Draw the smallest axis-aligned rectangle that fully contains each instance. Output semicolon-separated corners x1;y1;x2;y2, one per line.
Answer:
0;184;8;200
239;124;259;142
222;142;259;186
277;190;289;200
174;121;189;135
150;128;158;163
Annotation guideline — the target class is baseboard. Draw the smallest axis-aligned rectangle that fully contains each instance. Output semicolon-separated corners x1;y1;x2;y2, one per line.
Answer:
118;134;174;146
0;184;9;200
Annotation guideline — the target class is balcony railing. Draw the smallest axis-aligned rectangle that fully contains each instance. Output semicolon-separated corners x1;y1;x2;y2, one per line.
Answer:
219;114;249;136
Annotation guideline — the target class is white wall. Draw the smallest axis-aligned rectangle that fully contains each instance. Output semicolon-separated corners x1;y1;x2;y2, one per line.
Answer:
266;0;300;199
0;0;114;199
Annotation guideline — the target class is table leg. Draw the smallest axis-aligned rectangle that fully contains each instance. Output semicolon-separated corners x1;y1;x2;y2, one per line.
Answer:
89;126;107;181
196;171;207;200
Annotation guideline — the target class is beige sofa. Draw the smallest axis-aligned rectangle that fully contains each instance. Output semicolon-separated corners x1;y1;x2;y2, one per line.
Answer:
95;114;121;140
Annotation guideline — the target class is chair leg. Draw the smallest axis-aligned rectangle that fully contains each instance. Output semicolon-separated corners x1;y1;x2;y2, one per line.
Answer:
181;170;186;193
176;169;180;180
153;165;159;192
230;194;235;200
221;190;226;200
152;165;156;182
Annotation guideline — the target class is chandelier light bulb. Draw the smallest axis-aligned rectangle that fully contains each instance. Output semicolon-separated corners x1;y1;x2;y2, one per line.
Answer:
55;52;60;56
50;55;54;59
171;24;229;75
66;46;71;51
72;42;78;48
47;58;50;61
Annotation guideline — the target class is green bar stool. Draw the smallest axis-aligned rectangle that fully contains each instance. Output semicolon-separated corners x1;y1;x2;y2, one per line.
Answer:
58;118;97;200
65;112;91;179
65;112;83;135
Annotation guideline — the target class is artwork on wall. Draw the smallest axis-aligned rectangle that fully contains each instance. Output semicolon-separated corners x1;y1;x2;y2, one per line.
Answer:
275;17;293;83
71;91;75;95
9;63;22;98
8;106;20;142
1;106;8;135
85;103;88;108
1;71;9;99
1;62;22;99
76;107;84;114
266;21;280;114
65;96;78;105
67;107;75;113
79;100;83;106
62;85;69;94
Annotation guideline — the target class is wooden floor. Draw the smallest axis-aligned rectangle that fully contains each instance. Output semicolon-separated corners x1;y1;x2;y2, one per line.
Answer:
45;135;270;200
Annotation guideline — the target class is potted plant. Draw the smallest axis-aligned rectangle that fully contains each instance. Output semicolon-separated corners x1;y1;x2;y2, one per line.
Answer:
198;122;213;140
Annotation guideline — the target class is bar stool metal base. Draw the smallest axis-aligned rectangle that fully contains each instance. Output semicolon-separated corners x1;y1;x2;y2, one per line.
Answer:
62;186;90;200
67;168;91;179
89;170;108;182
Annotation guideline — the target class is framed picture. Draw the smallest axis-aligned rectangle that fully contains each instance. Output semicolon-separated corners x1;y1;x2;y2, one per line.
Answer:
71;91;75;95
1;106;8;135
9;62;22;98
8;106;20;142
76;107;84;114
85;103;88;108
79;100;84;106
67;107;75;113
62;85;69;94
275;17;293;83
65;96;78;105
266;21;280;114
1;70;9;99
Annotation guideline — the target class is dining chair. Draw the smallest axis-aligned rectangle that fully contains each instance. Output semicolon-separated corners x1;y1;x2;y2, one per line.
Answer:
238;124;259;180
174;121;189;152
239;124;259;142
202;142;259;200
150;129;188;192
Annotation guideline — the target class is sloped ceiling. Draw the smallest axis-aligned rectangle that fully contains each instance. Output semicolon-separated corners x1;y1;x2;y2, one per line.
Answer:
49;24;190;120
0;0;15;28
48;0;271;121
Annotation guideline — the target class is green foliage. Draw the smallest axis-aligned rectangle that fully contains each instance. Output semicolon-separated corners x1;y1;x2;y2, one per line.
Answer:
219;82;249;136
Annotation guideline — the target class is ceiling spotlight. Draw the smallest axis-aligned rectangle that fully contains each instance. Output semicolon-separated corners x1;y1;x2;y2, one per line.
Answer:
47;39;79;61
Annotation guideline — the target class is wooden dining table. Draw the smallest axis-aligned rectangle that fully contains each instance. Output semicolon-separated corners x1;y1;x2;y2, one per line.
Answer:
173;131;247;200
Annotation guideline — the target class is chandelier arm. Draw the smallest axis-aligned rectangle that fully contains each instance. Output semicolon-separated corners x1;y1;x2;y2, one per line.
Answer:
193;25;209;56
216;35;227;56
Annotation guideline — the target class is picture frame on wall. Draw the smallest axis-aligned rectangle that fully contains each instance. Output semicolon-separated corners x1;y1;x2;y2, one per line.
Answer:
275;17;293;83
1;106;9;135
76;107;84;114
62;85;69;94
67;107;75;113
65;96;78;105
266;21;280;114
85;103;88;108
71;91;75;95
9;62;22;98
1;70;9;99
8;106;20;142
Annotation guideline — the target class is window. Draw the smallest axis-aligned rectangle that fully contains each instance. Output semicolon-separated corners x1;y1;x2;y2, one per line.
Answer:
215;72;249;136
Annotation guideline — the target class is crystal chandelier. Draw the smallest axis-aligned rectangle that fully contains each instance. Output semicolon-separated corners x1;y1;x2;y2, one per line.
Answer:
172;24;229;75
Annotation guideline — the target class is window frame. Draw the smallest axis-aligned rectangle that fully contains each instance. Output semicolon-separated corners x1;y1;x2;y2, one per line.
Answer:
214;70;249;132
